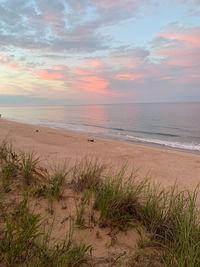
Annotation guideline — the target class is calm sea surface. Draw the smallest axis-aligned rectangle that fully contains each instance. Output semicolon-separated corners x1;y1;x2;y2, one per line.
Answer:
1;103;200;152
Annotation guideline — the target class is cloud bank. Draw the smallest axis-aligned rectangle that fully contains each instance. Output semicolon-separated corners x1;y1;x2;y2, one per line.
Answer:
0;0;200;104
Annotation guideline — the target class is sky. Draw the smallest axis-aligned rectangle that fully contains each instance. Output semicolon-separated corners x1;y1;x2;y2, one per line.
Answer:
0;0;200;105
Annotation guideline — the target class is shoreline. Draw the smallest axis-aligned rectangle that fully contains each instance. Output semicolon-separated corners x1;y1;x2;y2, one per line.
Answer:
1;118;200;194
2;116;200;156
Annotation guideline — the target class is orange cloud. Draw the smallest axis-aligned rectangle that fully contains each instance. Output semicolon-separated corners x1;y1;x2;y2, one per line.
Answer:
81;76;109;94
36;70;64;81
115;73;144;81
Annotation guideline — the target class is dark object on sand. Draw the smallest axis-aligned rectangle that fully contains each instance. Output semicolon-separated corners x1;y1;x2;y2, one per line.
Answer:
35;129;39;133
88;139;94;142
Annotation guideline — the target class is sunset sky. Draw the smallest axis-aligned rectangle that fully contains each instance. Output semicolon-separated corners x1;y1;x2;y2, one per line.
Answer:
0;0;200;105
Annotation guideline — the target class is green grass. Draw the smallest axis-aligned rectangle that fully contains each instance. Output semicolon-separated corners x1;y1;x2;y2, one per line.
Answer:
71;159;104;192
47;165;68;200
32;164;68;214
94;167;146;228
163;187;200;266
0;161;18;192
0;139;19;166
139;183;169;236
0;139;11;163
92;166;200;266
33;219;92;266
0;199;92;266
33;164;68;199
0;199;42;265
75;200;86;229
20;152;40;185
133;183;200;266
35;241;92;267
0;140;20;192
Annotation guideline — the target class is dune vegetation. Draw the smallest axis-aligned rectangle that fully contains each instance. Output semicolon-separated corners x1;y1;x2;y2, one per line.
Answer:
0;139;200;266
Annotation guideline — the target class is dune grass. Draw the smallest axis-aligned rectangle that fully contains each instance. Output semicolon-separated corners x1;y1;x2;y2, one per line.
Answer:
33;219;92;267
71;159;104;192
0;198;93;266
47;165;68;200
20;152;40;185
73;162;200;266
32;164;69;214
163;187;200;266
0;161;18;192
75;199;86;229
0;199;41;265
1;139;200;266
93;167;146;228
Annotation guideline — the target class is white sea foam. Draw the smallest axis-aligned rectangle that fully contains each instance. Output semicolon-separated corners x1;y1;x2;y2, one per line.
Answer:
126;135;200;151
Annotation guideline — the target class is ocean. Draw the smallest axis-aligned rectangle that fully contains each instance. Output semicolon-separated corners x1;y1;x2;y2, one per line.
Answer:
1;102;200;152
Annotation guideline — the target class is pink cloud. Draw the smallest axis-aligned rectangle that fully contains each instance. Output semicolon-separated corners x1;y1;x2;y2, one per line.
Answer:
0;61;20;71
155;48;189;57
83;60;103;69
160;76;173;81
92;0;116;8
0;54;9;58
92;0;143;9
53;65;68;71
159;32;200;47
90;60;102;67
35;68;112;95
74;69;94;76
176;67;200;83
36;70;65;81
81;76;109;94
155;28;200;67
115;73;144;81
155;48;200;66
168;57;200;67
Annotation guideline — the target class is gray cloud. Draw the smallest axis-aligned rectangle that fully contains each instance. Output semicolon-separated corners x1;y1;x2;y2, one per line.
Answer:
112;47;150;60
0;0;154;53
172;0;200;16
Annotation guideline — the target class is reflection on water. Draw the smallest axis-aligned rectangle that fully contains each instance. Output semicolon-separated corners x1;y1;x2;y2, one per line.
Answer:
81;105;108;126
1;103;200;151
38;106;68;123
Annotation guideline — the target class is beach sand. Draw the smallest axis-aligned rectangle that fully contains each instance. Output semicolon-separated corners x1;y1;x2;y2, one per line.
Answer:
1;118;200;264
1;118;200;192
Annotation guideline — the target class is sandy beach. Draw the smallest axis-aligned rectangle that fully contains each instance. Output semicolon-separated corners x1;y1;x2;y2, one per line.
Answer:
1;118;200;192
1;118;200;265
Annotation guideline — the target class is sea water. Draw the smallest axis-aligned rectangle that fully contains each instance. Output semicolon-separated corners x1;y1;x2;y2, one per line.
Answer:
1;102;200;152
